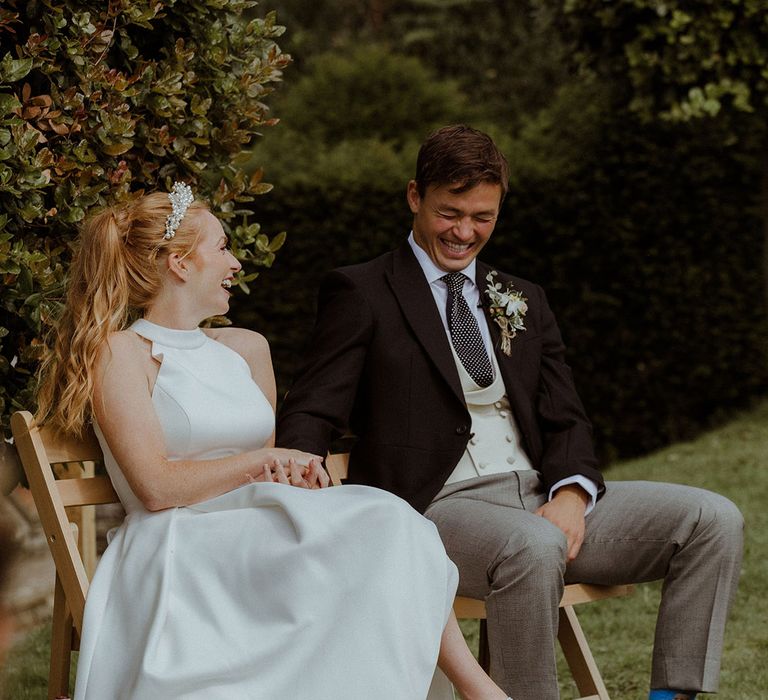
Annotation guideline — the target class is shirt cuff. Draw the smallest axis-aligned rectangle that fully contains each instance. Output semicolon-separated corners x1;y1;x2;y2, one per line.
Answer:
548;475;598;515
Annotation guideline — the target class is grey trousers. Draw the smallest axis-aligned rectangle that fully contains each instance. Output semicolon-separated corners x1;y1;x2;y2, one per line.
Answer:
424;472;744;700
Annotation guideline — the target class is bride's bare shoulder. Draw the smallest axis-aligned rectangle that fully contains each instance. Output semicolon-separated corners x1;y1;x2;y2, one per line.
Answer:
95;329;154;370
203;327;271;365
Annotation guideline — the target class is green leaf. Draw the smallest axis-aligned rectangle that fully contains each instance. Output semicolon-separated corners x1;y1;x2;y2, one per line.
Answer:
74;140;97;163
17;126;41;153
102;141;134;156
19;201;43;223
250;182;273;195
267;230;286;252
61;206;85;223
0;93;20;117
0;54;33;83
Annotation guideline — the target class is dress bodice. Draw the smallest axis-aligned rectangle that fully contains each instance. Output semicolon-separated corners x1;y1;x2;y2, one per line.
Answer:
95;319;275;513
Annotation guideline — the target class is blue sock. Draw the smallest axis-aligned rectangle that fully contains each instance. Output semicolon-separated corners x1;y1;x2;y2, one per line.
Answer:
648;691;697;700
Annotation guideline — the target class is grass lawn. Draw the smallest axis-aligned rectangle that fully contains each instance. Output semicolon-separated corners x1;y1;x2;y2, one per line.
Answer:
3;400;767;699
566;398;768;699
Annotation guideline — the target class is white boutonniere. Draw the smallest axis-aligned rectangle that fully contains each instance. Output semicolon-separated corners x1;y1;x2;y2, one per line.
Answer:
485;271;527;356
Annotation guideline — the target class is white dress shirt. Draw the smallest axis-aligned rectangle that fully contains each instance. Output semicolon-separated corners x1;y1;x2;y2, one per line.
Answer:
407;233;597;512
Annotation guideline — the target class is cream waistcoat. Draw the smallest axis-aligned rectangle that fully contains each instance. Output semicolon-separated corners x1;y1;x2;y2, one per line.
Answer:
444;346;534;485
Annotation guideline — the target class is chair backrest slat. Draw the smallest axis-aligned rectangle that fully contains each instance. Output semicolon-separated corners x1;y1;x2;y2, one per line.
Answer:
58;476;119;508
325;452;349;486
10;410;117;635
39;424;103;465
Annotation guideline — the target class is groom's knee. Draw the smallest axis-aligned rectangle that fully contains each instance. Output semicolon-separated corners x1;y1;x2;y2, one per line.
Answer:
491;524;567;593
700;491;744;550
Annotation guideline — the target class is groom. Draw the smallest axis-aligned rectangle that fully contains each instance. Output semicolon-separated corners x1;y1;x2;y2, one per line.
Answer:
276;125;743;700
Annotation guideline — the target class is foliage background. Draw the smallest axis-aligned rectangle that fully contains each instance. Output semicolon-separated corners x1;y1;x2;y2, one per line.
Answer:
0;0;290;440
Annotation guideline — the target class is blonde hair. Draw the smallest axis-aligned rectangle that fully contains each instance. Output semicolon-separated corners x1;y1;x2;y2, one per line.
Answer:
35;192;208;436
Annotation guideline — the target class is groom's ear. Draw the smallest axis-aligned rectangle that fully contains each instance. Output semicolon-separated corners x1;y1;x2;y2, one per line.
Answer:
406;180;421;214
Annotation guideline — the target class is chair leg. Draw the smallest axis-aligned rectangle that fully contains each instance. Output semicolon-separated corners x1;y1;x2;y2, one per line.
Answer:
49;575;73;700
558;605;610;700
478;618;490;673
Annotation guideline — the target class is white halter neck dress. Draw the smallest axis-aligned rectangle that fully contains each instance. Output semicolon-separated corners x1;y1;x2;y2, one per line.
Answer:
74;319;457;700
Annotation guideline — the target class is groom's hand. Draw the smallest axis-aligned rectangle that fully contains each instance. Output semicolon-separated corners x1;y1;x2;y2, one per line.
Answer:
261;455;330;488
535;485;589;561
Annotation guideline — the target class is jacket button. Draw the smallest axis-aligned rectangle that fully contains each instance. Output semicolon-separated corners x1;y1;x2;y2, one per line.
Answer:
455;425;469;435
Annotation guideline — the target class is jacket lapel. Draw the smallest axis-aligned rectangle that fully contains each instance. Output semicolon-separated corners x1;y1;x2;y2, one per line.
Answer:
386;243;465;405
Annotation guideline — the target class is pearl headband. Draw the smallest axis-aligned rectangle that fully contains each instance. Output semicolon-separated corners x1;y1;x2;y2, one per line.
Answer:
164;181;194;240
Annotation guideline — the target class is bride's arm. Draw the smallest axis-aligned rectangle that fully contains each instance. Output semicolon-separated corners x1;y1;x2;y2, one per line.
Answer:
92;332;322;511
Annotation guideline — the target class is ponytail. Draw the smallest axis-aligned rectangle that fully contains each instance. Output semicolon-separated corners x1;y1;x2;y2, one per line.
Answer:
36;193;206;435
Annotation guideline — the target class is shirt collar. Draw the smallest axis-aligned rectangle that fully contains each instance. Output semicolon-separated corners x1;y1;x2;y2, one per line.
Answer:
407;232;478;287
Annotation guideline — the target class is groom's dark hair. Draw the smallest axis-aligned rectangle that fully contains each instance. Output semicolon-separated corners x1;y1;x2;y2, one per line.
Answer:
414;125;510;199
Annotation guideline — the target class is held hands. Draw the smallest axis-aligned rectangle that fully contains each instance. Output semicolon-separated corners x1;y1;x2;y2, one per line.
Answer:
535;484;589;561
265;457;329;489
247;451;330;489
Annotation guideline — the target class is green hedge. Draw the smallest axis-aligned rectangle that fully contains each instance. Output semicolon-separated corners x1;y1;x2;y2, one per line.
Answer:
234;117;768;462
0;0;289;438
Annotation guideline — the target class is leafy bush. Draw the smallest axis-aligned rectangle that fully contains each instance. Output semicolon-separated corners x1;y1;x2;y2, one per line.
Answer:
244;44;470;188
0;0;289;438
270;0;572;129
275;44;469;145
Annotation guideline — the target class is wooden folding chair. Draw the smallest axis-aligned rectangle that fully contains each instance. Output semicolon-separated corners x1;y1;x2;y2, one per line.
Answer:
11;410;118;700
325;452;633;700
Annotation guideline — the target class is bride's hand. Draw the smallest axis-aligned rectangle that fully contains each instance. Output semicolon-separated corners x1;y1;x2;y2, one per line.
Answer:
258;455;330;489
304;457;330;489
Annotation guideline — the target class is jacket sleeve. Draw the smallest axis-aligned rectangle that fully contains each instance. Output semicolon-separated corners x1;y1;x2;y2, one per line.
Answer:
276;270;373;457
532;283;605;496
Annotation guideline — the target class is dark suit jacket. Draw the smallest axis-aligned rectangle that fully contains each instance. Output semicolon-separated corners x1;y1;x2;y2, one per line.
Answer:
276;241;604;513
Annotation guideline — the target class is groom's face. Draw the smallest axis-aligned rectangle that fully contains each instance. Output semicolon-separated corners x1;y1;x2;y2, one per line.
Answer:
408;180;501;273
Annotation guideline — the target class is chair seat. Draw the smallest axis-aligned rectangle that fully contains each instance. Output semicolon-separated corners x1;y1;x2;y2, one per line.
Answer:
453;582;633;618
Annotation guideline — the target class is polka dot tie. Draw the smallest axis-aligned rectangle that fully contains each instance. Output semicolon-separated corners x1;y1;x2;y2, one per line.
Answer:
442;273;493;387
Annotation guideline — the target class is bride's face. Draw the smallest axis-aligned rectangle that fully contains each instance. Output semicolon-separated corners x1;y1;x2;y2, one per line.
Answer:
186;211;242;316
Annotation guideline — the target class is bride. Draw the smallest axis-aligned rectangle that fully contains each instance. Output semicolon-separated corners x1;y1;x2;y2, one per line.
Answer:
35;183;510;700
